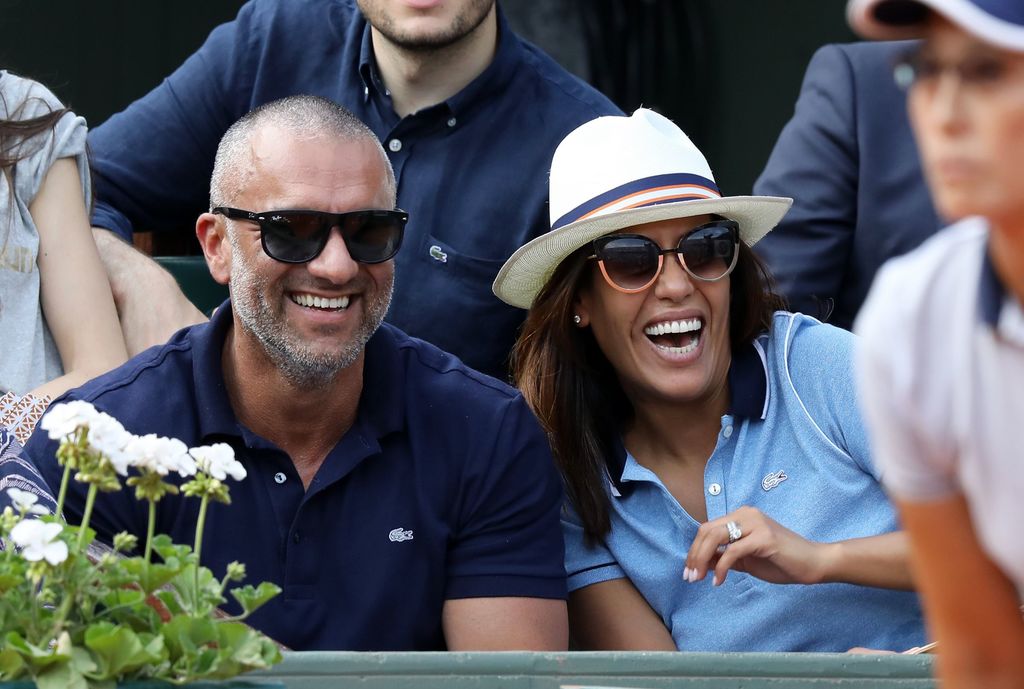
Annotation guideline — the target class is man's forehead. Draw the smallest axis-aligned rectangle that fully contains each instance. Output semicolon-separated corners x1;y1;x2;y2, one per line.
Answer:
240;125;389;205
247;125;374;170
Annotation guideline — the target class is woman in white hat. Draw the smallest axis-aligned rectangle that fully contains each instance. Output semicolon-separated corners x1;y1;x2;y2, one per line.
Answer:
493;108;925;652
850;0;1024;685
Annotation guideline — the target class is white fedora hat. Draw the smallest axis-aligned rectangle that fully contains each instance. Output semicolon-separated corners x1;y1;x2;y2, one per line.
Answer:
492;108;792;309
848;0;1024;52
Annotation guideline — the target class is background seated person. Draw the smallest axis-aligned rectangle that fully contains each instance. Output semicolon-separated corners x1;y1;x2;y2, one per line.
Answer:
26;95;568;651
0;71;127;441
753;41;942;329
493;109;925;652
0;428;55;516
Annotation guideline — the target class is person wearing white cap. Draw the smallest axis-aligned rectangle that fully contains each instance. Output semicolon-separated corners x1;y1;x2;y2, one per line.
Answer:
493;109;925;652
850;0;1024;686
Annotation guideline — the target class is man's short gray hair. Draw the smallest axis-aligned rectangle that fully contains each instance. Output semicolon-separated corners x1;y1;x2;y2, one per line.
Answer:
209;95;396;208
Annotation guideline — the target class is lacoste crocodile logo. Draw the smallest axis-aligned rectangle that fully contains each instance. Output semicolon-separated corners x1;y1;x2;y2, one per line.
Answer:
389;527;414;542
761;470;788;492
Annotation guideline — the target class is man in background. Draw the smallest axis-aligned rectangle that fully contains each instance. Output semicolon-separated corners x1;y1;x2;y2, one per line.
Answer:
88;0;620;379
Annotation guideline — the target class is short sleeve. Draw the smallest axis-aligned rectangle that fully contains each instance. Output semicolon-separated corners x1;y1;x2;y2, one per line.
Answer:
444;395;567;600
2;74;90;208
855;262;959;501
562;500;625;592
776;314;878;479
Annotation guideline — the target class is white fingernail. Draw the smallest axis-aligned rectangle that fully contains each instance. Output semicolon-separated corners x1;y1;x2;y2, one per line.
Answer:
682;567;691;581
712;574;720;586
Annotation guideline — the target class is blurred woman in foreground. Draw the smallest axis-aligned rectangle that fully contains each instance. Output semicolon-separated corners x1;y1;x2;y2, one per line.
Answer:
851;0;1024;686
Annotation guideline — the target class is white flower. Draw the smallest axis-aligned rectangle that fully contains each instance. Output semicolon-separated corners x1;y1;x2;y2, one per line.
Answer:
39;400;99;440
87;413;134;476
124;434;196;477
6;488;48;515
10;519;68;565
190;443;246;481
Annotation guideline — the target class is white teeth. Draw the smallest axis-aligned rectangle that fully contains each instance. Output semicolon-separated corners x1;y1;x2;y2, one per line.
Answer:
291;293;351;310
660;339;700;355
644;318;702;336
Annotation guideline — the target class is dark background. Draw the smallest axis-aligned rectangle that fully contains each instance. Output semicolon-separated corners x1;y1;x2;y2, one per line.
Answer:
0;0;855;201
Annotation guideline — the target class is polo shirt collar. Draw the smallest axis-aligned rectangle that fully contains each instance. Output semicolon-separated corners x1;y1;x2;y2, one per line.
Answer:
978;245;1005;328
605;340;770;496
445;6;522;117
358;20;379;100
356;6;522;117
356;323;406;438
188;301;405;443
190;300;243;441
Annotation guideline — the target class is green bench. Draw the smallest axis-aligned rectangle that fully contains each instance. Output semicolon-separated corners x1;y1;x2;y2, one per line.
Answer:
155;255;228;315
254;651;935;688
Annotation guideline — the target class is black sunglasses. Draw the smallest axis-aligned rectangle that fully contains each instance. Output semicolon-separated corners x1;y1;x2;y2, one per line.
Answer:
589;219;740;293
212;207;408;264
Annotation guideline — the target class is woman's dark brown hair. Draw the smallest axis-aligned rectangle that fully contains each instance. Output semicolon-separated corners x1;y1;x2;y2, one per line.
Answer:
0;93;70;174
513;236;785;544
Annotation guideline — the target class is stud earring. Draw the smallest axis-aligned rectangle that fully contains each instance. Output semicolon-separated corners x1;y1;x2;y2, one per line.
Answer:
573;314;582;325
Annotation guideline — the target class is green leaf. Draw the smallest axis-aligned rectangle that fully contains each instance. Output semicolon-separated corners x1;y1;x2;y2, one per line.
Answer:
35;660;89;689
0;646;26;679
160;615;217;659
230;582;282;617
0;573;23;593
3;631;68;665
83;622;165;678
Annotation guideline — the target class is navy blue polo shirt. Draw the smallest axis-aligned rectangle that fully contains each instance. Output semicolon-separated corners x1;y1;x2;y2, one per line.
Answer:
88;0;621;378
25;304;567;650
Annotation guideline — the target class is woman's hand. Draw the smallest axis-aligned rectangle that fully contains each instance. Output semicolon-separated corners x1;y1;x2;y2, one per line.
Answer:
683;506;830;586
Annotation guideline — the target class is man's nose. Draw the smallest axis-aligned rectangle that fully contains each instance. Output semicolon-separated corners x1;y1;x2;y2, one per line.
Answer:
305;227;360;284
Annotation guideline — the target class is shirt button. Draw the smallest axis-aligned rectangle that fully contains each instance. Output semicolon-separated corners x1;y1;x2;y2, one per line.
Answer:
708;483;722;496
388;139;402;152
273;472;287;484
723;425;733;439
293;532;300;544
447;117;457;127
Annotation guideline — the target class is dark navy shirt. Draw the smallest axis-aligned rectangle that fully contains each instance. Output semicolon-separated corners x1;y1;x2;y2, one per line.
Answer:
88;0;621;379
25;305;567;650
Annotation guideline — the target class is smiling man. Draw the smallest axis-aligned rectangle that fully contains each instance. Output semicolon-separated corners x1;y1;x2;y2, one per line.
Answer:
26;95;569;652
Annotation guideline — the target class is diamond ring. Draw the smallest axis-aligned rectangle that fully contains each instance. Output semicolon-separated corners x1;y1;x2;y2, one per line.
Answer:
726;520;742;543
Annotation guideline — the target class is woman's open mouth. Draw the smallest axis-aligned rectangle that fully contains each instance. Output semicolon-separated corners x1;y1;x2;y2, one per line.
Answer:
643;318;702;355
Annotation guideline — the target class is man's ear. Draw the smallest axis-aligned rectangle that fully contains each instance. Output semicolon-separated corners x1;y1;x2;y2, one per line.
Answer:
196;212;231;286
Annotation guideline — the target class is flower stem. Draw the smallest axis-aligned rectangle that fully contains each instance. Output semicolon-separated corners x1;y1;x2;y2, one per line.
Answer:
54;463;72;519
77;484;98;550
144;499;156;590
193;495;209;608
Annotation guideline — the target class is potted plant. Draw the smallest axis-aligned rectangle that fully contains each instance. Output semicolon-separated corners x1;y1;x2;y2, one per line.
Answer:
0;401;283;688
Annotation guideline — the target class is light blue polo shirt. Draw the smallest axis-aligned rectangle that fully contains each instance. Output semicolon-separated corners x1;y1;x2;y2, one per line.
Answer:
564;312;925;652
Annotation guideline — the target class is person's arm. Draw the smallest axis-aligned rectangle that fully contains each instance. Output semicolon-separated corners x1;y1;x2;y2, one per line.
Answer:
86;3;262;351
567;578;676;650
442;597;567;651
684;506;913;589
442;395;570;650
752;44;860;320
899;495;1024;689
29;158;128;398
90;229;206;356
